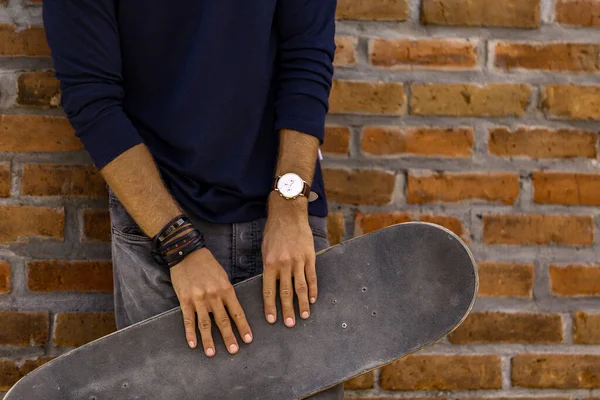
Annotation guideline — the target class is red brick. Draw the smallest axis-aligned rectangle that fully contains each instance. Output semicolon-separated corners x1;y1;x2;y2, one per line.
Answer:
361;126;474;158
543;85;600;120
489;126;597;159
28;260;113;293
0;312;49;346
483;214;594;246
322;126;350;155
512;354;600;388
0;162;9;197
0;24;50;56
407;172;519;205
83;209;111;242
477;261;534;298
329;80;406;115
336;0;408;20
495;42;600;72
323;169;396;205
381;355;502;390
411;83;531;117
574;312;600;344
421;0;540;28
53;312;116;347
334;36;357;67
0;357;53;391
17;71;61;108
448;312;563;344
533;171;600;206
344;371;374;389
355;212;466;239
370;38;477;70
556;0;600;27
550;264;600;296
0;206;64;243
0;261;10;294
0;115;80;152
327;213;345;246
22;164;107;198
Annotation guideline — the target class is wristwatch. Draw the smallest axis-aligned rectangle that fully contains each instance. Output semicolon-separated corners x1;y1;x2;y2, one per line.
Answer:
272;173;311;200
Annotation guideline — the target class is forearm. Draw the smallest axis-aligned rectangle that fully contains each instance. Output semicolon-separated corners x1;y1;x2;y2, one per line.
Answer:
101;143;182;237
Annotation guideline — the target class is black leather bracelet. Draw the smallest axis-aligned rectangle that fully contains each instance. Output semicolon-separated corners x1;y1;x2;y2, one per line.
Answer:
152;214;189;249
159;229;200;253
163;234;205;266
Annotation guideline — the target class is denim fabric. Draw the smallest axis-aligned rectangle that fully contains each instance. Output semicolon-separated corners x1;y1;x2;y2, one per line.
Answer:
109;191;344;399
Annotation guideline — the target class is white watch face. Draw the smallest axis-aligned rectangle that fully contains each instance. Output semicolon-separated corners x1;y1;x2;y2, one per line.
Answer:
277;173;304;198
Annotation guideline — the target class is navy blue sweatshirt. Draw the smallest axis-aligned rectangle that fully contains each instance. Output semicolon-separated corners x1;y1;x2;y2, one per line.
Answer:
42;0;336;223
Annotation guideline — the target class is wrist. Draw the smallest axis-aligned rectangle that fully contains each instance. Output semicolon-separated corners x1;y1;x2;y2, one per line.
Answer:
268;191;308;219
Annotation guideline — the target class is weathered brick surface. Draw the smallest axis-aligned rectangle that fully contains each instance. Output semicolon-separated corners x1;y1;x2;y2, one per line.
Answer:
344;371;374;389
330;80;406;115
369;38;477;70
477;261;534;298
334;36;358;67
28;260;113;292
0;115;80;152
574;312;600;344
22;164;107;198
550;264;600;296
355;212;466;239
0;24;50;56
53;313;116;347
407;172;519;205
489;127;597;159
494;42;600;72
336;0;408;20
483;214;594;246
410;84;531;117
361;126;474;158
323;168;396;205
556;0;600;27
512;354;600;388
543;85;600;120
323;126;350;155
0;261;10;294
0;357;53;391
448;312;563;344
421;0;540;28
0;312;49;346
17;71;61;107
82;209;111;242
0;206;64;243
380;355;502;390
0;162;9;197
533;172;600;206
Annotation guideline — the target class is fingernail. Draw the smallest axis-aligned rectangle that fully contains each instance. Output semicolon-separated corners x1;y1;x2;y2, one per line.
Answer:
206;348;214;357
285;317;294;327
189;341;195;348
267;314;275;324
310;297;316;304
244;334;252;343
301;311;309;319
229;344;238;353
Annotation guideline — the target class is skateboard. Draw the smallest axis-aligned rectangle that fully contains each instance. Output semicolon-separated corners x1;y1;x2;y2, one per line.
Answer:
5;222;478;400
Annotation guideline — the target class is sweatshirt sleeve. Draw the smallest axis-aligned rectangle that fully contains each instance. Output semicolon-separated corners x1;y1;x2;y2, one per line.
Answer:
274;0;337;143
43;0;143;169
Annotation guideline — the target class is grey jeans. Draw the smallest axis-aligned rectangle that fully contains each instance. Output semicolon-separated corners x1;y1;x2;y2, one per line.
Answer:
108;191;344;399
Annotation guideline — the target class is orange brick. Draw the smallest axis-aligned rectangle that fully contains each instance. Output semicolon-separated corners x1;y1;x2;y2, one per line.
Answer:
489;126;597;159
543;85;600;120
0;206;64;243
512;354;600;388
0;357;53;391
477;261;534;298
0;312;49;346
495;42;600;72
53;312;116;347
17;71;61;108
355;212;466;239
336;0;408;20
28;260;113;293
533;171;600;206
334;36;357;67
411;83;531;117
82;209;111;242
550;264;600;296
329;80;406;115
0;115;80;152
574;312;600;344
421;0;540;28
483;214;594;246
381;355;502;390
326;213;345;246
0;162;9;197
448;312;563;344
0;261;10;294
556;0;600;27
362;126;474;158
407;172;519;205
0;24;50;56
322;126;350;155
419;215;466;239
344;371;374;389
370;38;477;70
22;164;107;197
323;169;396;205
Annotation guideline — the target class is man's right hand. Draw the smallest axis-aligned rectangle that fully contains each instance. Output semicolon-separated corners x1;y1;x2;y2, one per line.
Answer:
170;248;253;357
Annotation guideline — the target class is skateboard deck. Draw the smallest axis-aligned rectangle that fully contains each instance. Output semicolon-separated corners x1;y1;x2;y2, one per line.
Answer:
6;222;478;400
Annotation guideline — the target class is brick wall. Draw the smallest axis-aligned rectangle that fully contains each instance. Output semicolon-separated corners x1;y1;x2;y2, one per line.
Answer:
1;0;600;398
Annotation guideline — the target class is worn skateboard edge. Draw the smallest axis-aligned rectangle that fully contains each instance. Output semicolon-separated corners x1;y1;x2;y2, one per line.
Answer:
6;222;479;399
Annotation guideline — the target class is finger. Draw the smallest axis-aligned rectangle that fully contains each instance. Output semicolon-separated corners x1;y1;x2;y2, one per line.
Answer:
294;263;310;320
194;300;215;357
224;289;253;344
210;299;239;354
263;266;277;324
305;253;318;304
280;265;295;328
181;303;198;349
